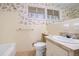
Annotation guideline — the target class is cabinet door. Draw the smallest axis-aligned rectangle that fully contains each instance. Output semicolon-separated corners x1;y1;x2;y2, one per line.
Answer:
46;40;68;56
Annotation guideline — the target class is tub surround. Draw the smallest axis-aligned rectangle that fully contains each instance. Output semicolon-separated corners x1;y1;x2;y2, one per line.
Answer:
0;43;16;56
45;35;79;56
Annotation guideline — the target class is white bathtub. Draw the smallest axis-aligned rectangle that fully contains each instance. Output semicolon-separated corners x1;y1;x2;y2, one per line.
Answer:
0;43;16;56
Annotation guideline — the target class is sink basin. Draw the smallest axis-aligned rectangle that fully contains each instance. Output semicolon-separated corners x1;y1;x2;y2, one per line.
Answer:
52;35;79;44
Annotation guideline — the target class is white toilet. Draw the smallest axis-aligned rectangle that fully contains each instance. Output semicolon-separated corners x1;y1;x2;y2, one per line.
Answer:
34;42;46;56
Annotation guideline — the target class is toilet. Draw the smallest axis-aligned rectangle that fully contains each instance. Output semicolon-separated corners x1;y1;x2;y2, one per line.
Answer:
34;42;46;56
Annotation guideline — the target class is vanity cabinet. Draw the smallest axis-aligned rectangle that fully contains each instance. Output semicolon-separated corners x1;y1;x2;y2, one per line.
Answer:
45;35;79;56
46;39;68;56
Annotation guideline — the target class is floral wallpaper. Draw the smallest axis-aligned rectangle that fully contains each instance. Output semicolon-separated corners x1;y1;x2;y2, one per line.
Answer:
1;3;79;25
0;3;61;26
0;3;23;11
62;6;79;20
0;3;47;31
0;3;35;25
1;3;79;31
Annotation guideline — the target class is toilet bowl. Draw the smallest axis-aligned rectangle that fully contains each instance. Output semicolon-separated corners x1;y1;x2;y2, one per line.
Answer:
34;42;46;56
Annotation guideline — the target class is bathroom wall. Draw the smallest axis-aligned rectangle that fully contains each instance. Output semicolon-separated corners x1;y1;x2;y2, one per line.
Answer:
47;4;79;35
1;3;79;51
0;4;47;51
47;18;79;35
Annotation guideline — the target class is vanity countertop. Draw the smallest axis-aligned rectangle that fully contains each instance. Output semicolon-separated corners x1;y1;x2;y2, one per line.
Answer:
45;35;79;51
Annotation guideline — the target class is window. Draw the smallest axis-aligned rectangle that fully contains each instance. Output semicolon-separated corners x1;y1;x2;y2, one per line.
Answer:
54;10;60;20
28;6;45;19
28;7;36;18
47;9;59;20
47;9;53;19
28;6;60;21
